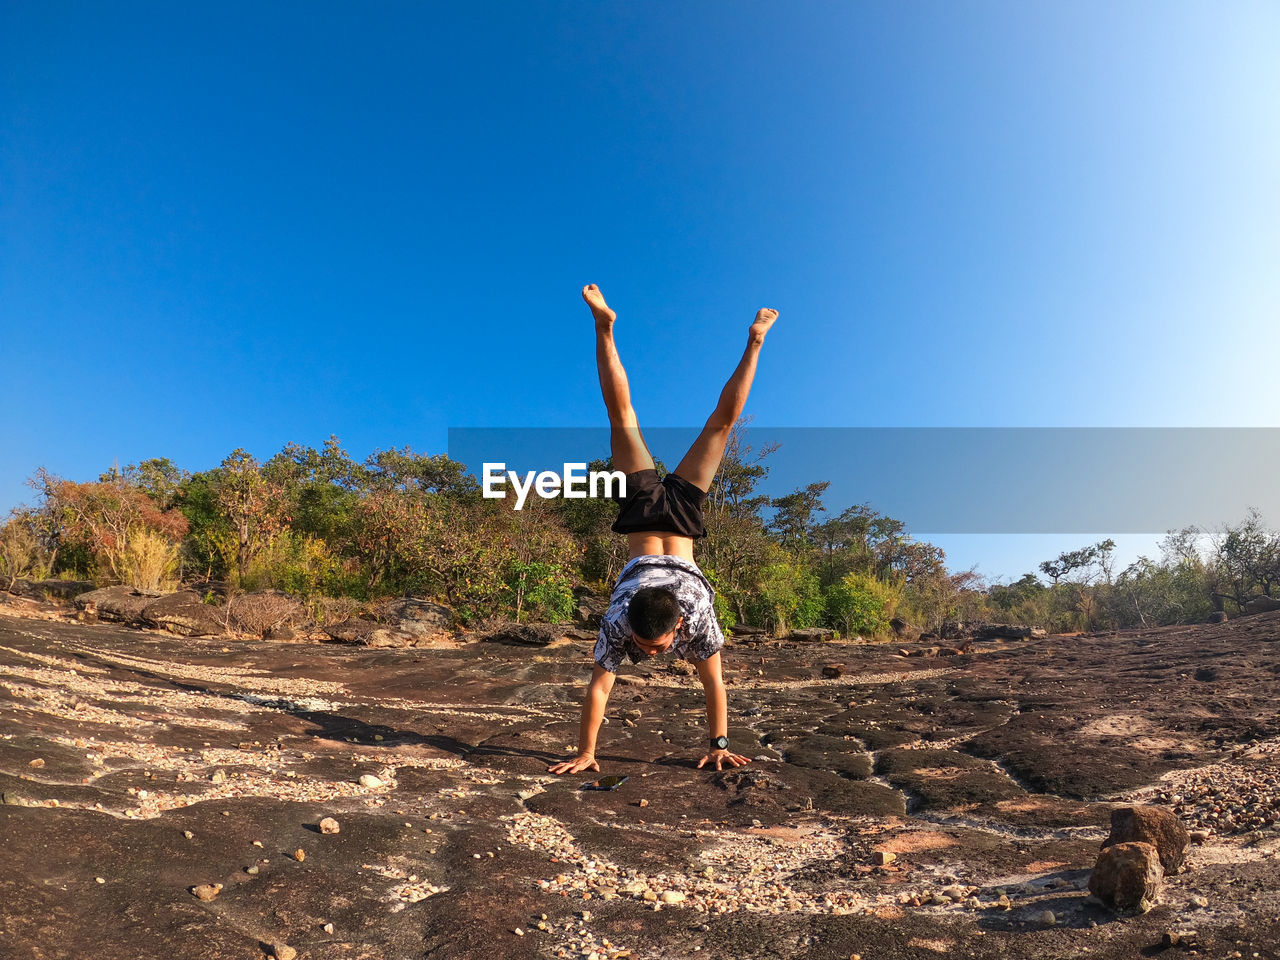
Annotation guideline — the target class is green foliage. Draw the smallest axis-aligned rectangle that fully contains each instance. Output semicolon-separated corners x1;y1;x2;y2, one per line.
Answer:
504;560;575;622
700;564;737;635
175;471;233;581
242;531;360;599
745;553;824;634
552;458;628;586
824;570;901;637
35;471;189;587
21;429;1272;639
0;509;52;586
1212;508;1280;610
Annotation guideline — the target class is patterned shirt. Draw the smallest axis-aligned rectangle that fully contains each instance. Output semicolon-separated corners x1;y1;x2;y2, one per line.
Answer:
593;555;726;673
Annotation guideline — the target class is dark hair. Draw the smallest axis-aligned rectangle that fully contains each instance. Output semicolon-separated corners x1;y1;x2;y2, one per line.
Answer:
627;586;682;641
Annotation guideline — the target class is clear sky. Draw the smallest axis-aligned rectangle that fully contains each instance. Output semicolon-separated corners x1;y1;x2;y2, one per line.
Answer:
3;2;1277;580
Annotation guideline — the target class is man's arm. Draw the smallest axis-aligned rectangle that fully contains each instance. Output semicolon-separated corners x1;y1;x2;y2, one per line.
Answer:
694;652;751;771
548;664;617;775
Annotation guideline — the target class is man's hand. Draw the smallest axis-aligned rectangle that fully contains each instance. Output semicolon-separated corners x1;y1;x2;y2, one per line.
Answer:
548;754;600;776
696;749;752;771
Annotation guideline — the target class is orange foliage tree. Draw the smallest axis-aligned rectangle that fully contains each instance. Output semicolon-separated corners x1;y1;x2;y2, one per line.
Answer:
38;470;189;585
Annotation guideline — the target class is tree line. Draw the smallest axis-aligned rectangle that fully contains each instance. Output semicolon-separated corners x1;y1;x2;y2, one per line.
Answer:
2;423;1276;636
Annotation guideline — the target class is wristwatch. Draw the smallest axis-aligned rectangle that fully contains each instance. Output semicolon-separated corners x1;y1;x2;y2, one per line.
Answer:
710;735;729;751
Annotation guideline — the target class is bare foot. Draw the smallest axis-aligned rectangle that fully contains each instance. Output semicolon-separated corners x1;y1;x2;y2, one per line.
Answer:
749;307;778;345
582;284;616;327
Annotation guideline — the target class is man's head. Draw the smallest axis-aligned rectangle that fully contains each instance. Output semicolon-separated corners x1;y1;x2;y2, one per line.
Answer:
626;585;683;655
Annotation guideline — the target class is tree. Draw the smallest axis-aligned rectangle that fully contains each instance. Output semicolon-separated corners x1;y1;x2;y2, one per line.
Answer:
1210;509;1280;610
217;450;286;584
702;418;776;623
768;482;830;556
552;457;629;587
1038;538;1116;630
35;470;189;586
1039;539;1116;586
363;447;478;496
0;509;51;589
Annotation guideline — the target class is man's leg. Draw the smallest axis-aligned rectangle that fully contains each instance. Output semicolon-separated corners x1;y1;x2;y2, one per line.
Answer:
583;284;655;474
673;308;779;491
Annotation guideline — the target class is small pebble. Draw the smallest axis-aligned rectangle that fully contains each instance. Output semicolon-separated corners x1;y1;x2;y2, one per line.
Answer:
319;817;340;834
271;945;296;960
191;883;222;902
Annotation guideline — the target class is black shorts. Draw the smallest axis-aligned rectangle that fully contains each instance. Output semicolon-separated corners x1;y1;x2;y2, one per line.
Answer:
611;469;708;540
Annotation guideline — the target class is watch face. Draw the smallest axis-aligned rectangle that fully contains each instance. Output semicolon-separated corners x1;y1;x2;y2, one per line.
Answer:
712;736;729;749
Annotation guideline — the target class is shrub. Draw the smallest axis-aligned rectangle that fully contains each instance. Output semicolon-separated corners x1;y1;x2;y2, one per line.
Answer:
745;559;824;635
120;529;181;591
0;510;51;589
825;571;901;638
242;532;354;598
504;560;575;622
38;475;188;586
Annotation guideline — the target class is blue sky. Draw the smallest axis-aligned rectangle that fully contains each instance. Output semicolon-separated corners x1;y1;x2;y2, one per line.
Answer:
2;2;1277;580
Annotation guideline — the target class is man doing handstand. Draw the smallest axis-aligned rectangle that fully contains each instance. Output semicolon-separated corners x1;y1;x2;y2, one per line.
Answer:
547;284;778;776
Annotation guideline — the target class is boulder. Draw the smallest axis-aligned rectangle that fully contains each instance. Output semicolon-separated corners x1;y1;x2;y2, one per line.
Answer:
1089;841;1164;913
74;586;164;624
323;618;396;647
1243;595;1280;615
9;579;97;603
1206;611;1229;624
821;663;843;679
940;620;972;640
975;623;1047;640
787;627;834;643
1101;805;1190;875
372;597;452;642
187;580;234;601
226;591;308;638
322;597;453;648
889;618;920;641
572;588;608;629
140;592;225;637
478;622;562;647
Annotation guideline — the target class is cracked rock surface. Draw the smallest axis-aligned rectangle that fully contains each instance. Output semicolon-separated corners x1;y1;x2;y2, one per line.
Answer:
2;607;1279;959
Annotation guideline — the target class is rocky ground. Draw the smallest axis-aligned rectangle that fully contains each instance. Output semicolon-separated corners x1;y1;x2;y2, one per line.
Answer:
1;597;1279;960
